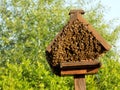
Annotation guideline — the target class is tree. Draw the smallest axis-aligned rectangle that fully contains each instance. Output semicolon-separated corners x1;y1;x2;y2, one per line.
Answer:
0;0;120;90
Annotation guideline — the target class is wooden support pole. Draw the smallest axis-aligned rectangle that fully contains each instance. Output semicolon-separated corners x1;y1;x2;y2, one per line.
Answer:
74;75;86;90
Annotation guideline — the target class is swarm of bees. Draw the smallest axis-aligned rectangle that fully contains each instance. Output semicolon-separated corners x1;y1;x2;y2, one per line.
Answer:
46;19;105;68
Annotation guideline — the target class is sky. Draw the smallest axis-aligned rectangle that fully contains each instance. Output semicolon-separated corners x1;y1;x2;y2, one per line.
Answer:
102;0;120;47
101;0;120;52
0;0;120;51
69;0;120;27
101;0;120;18
101;0;120;26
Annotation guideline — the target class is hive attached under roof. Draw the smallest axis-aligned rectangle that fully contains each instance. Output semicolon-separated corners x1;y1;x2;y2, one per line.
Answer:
45;10;111;76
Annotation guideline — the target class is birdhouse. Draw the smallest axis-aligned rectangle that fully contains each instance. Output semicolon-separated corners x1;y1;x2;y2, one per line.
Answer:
45;10;111;76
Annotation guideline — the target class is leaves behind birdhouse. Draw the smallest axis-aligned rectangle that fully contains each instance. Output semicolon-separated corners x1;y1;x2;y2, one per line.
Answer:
46;19;106;69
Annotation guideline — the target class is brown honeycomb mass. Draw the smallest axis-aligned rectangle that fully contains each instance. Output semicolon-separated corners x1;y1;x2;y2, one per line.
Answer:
46;19;106;68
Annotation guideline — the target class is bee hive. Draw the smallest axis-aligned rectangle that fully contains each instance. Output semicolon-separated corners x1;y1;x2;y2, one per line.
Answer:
46;10;111;75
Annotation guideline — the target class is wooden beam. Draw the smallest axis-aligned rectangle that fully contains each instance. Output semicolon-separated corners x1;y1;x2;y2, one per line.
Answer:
74;75;86;90
61;68;98;76
60;60;101;70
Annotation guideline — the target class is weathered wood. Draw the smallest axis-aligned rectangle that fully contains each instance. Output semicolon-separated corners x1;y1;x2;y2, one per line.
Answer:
74;75;86;90
45;9;111;76
60;60;101;70
61;68;99;76
69;10;85;15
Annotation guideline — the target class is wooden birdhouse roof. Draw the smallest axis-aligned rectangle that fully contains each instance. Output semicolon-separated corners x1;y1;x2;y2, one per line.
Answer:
45;10;111;75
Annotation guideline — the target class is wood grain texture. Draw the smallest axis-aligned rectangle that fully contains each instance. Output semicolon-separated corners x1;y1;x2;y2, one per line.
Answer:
74;75;86;90
61;68;99;76
45;9;111;75
60;60;101;69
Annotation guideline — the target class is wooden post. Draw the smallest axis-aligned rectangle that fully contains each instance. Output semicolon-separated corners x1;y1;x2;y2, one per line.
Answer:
45;9;111;90
74;75;86;90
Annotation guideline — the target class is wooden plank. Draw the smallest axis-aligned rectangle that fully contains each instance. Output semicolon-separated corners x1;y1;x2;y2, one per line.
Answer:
61;68;99;76
60;60;101;70
74;75;86;90
69;10;85;15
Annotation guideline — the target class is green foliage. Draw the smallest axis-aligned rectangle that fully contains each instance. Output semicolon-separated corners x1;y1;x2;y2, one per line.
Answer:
86;55;120;90
0;0;120;90
0;60;74;90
